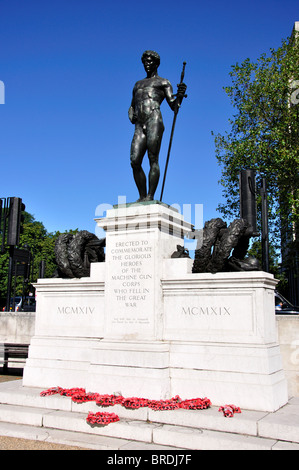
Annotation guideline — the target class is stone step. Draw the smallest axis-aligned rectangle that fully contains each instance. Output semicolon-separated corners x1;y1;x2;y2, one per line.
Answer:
0;402;279;450
0;402;177;448
1;380;299;450
0;421;178;451
0;380;268;437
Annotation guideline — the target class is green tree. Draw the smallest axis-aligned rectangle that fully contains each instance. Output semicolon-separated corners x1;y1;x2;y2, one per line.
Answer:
0;210;78;306
213;29;299;292
19;212;57;284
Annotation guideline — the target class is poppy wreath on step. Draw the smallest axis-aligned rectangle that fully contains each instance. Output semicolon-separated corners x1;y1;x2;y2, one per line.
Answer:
218;404;241;417
122;397;149;409
148;398;181;411
40;386;241;426
95;394;124;407
86;411;119;425
180;397;212;410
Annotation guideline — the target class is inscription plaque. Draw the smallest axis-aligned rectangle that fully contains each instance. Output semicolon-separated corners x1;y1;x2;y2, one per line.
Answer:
106;236;157;338
35;291;104;338
163;292;255;342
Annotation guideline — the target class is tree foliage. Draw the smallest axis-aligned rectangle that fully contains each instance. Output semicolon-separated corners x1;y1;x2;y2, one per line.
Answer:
213;32;299;261
0;211;78;305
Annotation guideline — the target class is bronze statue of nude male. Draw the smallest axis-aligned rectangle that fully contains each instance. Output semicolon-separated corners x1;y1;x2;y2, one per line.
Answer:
129;50;187;202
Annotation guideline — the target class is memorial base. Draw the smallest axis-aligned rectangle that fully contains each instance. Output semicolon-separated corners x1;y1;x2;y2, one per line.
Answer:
84;339;287;412
23;203;288;412
87;340;171;399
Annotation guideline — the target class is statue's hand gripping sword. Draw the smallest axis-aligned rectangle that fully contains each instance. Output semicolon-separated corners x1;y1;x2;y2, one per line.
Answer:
160;61;187;202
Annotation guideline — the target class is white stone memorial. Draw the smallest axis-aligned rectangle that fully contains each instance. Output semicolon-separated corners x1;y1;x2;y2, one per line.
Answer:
23;202;288;412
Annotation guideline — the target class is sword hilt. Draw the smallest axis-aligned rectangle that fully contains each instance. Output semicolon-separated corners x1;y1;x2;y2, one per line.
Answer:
180;61;186;83
175;61;187;101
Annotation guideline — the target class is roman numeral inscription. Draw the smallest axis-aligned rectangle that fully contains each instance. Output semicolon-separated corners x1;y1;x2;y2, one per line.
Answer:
182;306;231;316
57;306;95;314
163;297;249;341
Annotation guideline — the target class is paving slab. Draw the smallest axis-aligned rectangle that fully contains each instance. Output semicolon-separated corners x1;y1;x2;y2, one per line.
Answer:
258;401;299;443
0;421;177;450
152;424;277;451
43;409;161;443
147;406;266;436
272;440;299;450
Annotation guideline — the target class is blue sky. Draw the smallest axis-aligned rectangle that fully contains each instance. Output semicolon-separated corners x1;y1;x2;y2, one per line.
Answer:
0;0;298;238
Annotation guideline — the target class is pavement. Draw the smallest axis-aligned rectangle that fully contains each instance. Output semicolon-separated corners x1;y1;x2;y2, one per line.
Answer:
0;372;90;450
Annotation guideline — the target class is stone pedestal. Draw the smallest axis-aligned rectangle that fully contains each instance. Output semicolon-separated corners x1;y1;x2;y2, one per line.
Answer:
98;202;192;341
86;202;192;396
23;202;288;412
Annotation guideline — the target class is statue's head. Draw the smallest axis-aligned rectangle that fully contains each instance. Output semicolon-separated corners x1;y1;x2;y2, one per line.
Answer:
141;50;160;67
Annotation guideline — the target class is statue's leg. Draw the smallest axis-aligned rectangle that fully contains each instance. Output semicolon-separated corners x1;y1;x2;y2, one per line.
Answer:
130;125;147;200
146;114;164;200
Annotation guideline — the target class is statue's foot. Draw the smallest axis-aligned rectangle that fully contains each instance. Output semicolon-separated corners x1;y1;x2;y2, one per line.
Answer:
136;197;146;203
143;194;154;201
